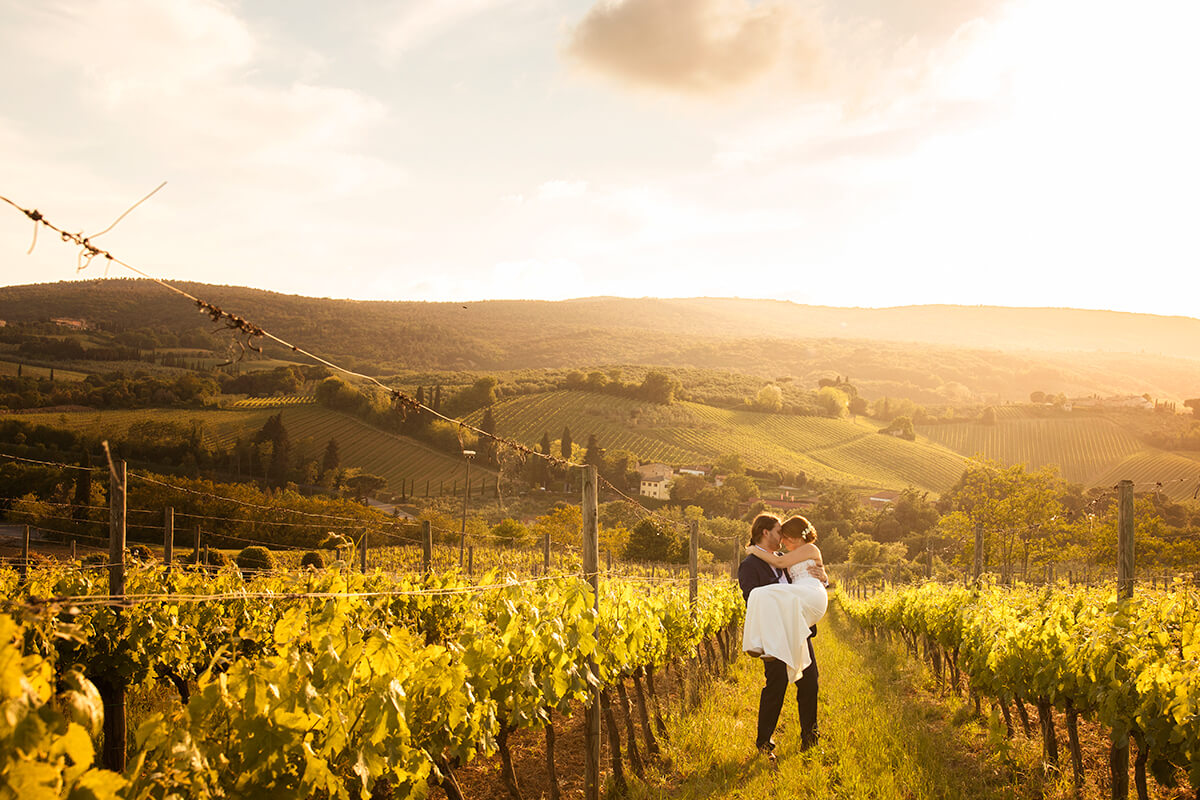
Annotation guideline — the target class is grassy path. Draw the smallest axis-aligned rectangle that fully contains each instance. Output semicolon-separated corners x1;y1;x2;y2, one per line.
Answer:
639;603;1031;800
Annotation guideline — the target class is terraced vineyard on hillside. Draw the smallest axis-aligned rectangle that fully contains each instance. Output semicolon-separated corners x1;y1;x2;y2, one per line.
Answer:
1089;450;1200;500
916;415;1145;484
472;390;967;491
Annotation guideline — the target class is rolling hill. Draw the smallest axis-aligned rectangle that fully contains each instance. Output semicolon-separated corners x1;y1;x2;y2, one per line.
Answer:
469;390;968;492
917;410;1200;500
5;404;490;497
3;280;1200;403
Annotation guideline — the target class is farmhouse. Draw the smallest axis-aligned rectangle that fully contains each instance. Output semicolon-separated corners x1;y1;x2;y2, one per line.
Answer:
633;463;675;499
635;462;673;482
863;489;902;510
639;475;671;500
50;317;89;330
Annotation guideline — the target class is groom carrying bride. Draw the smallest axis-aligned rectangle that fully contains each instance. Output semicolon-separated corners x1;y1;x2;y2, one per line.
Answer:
738;513;830;762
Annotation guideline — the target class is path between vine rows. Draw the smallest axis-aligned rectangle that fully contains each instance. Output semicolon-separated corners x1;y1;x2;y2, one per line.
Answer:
456;603;1039;800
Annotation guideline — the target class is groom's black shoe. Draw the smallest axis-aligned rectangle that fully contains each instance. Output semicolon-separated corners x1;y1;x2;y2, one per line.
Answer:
800;732;819;752
756;743;777;767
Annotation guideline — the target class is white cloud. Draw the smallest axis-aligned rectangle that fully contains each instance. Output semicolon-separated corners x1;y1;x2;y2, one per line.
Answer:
9;0;255;104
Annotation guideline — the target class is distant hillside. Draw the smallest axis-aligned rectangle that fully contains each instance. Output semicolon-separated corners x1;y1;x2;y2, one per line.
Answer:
6;405;489;496
2;280;1199;403
917;408;1200;500
468;389;967;493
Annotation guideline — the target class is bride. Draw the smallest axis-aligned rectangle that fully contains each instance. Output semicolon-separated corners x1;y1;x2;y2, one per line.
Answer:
741;515;829;683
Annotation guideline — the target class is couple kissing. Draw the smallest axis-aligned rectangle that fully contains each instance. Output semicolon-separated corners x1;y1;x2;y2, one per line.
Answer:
738;513;830;764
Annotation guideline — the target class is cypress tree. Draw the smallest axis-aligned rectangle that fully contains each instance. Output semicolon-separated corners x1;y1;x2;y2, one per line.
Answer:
481;406;497;465
321;438;340;477
561;426;573;492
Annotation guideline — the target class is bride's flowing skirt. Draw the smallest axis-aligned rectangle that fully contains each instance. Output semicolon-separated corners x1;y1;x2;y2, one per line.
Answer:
741;581;828;683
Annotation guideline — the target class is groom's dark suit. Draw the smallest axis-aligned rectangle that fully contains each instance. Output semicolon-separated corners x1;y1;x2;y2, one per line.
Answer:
739;553;819;751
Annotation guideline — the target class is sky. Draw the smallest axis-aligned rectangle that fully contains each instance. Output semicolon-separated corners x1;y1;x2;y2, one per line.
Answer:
0;0;1197;316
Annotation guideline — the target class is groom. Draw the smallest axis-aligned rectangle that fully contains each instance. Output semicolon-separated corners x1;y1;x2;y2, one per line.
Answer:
738;513;826;760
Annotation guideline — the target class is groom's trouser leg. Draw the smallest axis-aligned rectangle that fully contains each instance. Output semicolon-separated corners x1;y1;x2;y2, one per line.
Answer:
757;659;789;748
796;638;819;744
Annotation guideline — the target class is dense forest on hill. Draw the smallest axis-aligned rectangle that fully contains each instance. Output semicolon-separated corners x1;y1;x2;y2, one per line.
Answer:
1;279;1199;404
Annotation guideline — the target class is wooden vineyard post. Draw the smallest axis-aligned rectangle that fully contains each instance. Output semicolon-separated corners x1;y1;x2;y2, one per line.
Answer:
193;525;201;566
581;465;601;800
360;531;368;573
70;539;76;562
688;519;701;708
163;507;174;576
688;520;699;606
1111;479;1134;800
468;545;474;576
103;460;128;772
422;520;432;575
973;522;983;584
543;530;551;575
18;525;29;585
1117;481;1135;599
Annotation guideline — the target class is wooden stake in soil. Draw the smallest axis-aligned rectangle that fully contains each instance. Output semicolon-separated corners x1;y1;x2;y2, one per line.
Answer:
18;525;29;585
616;680;646;779
101;460;127;772
163;507;174;576
631;668;661;757
1066;699;1084;796
422;520;433;575
688;519;699;606
973;522;983;583
545;709;563;800
1015;695;1033;737
999;699;1015;739
496;722;522;800
599;689;628;794
581;465;601;800
1037;696;1059;770
1111;479;1134;800
645;666;669;741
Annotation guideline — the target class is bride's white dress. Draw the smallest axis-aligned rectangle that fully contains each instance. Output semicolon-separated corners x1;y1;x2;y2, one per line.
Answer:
742;559;829;683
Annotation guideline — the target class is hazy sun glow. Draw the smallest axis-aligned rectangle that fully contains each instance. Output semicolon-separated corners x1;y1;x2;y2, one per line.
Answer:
0;0;1195;315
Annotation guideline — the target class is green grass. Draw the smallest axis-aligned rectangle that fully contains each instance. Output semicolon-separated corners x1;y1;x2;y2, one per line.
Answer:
471;390;966;492
645;605;1032;799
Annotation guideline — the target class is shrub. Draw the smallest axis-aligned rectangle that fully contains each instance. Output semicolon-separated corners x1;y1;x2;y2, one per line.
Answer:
236;546;276;575
200;549;229;572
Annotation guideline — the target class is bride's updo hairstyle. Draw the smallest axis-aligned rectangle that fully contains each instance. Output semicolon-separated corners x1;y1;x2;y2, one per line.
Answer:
779;516;817;544
749;513;781;546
